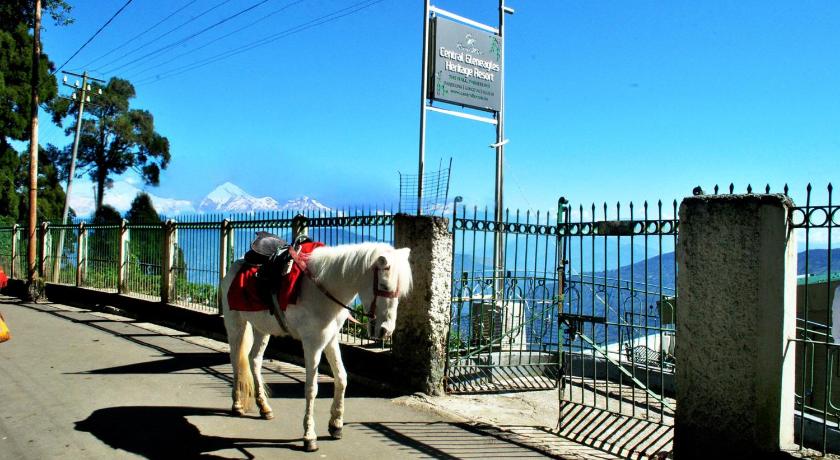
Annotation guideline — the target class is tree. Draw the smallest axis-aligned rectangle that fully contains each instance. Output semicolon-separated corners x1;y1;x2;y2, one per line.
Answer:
54;77;170;211
126;192;162;270
126;192;160;223
0;0;72;220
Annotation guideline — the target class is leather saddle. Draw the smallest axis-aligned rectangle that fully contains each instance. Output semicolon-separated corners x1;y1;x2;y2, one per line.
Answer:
245;232;311;308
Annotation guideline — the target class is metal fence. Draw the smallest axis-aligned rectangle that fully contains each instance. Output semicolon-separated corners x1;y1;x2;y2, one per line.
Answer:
791;183;839;455
557;198;678;444
447;204;563;393
0;209;395;349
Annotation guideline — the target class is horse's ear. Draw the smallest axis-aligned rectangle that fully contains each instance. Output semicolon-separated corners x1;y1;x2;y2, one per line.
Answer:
394;248;410;260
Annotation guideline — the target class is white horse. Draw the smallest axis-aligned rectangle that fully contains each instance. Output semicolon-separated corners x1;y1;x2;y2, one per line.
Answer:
221;242;412;452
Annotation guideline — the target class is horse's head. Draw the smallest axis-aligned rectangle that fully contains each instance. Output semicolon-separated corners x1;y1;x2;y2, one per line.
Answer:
360;247;412;340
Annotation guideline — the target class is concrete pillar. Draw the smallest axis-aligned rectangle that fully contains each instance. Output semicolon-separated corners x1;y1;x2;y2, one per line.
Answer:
675;194;797;458
392;214;452;395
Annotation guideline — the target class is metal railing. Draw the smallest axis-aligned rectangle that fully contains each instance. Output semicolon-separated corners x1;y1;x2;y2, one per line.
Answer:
0;209;396;349
448;204;562;393
790;183;839;455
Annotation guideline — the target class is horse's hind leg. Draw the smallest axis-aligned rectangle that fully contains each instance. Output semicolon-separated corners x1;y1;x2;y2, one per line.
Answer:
250;328;274;420
324;335;347;439
227;316;253;416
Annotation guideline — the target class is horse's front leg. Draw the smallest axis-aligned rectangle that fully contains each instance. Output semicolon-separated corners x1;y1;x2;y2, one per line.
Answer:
302;340;325;452
324;335;347;439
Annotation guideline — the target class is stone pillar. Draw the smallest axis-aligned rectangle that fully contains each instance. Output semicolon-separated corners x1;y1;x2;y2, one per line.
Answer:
675;194;797;458
392;214;452;395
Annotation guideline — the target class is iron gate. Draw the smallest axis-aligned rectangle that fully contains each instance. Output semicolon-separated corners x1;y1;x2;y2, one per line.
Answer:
556;199;678;457
446;202;563;393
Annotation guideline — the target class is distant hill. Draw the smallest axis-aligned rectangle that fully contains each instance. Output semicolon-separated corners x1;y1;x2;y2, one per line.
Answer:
798;249;840;276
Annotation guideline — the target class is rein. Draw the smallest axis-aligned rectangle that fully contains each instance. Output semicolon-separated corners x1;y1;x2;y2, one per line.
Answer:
288;246;397;324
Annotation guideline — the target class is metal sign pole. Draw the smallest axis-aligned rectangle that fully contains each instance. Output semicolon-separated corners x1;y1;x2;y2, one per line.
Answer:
417;0;431;216
493;0;506;279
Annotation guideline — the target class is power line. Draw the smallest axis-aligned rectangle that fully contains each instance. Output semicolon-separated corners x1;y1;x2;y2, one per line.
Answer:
75;0;200;71
106;0;274;76
52;0;136;75
93;0;235;74
136;0;386;86
126;0;307;79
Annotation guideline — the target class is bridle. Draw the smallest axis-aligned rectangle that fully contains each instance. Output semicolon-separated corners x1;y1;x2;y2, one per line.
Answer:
369;265;400;322
288;246;400;324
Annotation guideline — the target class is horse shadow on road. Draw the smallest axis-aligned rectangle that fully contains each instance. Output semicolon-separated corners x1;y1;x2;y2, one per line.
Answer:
74;405;315;459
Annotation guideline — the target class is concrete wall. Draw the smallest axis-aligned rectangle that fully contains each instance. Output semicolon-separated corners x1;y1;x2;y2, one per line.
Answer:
675;194;797;458
392;214;453;395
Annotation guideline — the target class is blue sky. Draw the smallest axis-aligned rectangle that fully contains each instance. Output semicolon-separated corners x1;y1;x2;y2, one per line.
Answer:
34;0;840;215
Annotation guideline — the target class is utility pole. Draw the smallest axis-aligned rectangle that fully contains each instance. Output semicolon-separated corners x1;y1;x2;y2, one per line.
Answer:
53;71;103;282
26;0;42;298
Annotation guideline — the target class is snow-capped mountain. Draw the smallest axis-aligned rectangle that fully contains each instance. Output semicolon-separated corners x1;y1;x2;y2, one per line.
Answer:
279;196;331;212
197;182;332;213
197;182;281;213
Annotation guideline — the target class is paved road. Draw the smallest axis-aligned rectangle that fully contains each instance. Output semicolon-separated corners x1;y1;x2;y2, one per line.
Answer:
0;297;552;459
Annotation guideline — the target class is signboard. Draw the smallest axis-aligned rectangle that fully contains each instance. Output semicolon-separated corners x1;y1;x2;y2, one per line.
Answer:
430;17;502;113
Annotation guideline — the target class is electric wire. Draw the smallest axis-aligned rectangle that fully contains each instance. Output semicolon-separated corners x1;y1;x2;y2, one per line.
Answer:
126;0;307;79
52;0;136;75
92;0;235;74
136;0;385;86
103;0;274;76
75;0;200;71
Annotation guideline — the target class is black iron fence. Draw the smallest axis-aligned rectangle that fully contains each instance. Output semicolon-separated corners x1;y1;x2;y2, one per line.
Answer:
790;183;839;455
447;204;563;393
559;199;678;429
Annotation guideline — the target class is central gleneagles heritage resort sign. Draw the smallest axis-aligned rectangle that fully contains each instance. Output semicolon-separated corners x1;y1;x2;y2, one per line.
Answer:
429;17;502;113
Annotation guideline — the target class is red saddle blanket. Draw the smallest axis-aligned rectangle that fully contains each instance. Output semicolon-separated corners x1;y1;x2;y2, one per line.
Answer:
227;242;324;312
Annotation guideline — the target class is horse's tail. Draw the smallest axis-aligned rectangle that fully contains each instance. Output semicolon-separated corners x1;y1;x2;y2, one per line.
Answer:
235;323;256;412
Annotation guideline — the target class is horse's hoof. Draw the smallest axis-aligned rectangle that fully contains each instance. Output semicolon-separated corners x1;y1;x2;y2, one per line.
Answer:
260;410;274;420
328;425;343;439
231;406;246;417
303;440;318;452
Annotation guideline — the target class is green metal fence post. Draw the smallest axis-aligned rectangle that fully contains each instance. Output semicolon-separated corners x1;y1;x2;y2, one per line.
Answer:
76;222;86;287
10;224;18;280
218;218;230;314
161;220;176;304
292;214;308;240
38;221;49;278
117;219;128;294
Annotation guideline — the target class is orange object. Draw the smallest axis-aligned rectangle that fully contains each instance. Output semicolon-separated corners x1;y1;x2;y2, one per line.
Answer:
0;311;9;343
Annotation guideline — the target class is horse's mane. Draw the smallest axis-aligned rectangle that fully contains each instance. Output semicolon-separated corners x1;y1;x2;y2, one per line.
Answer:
305;242;412;295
